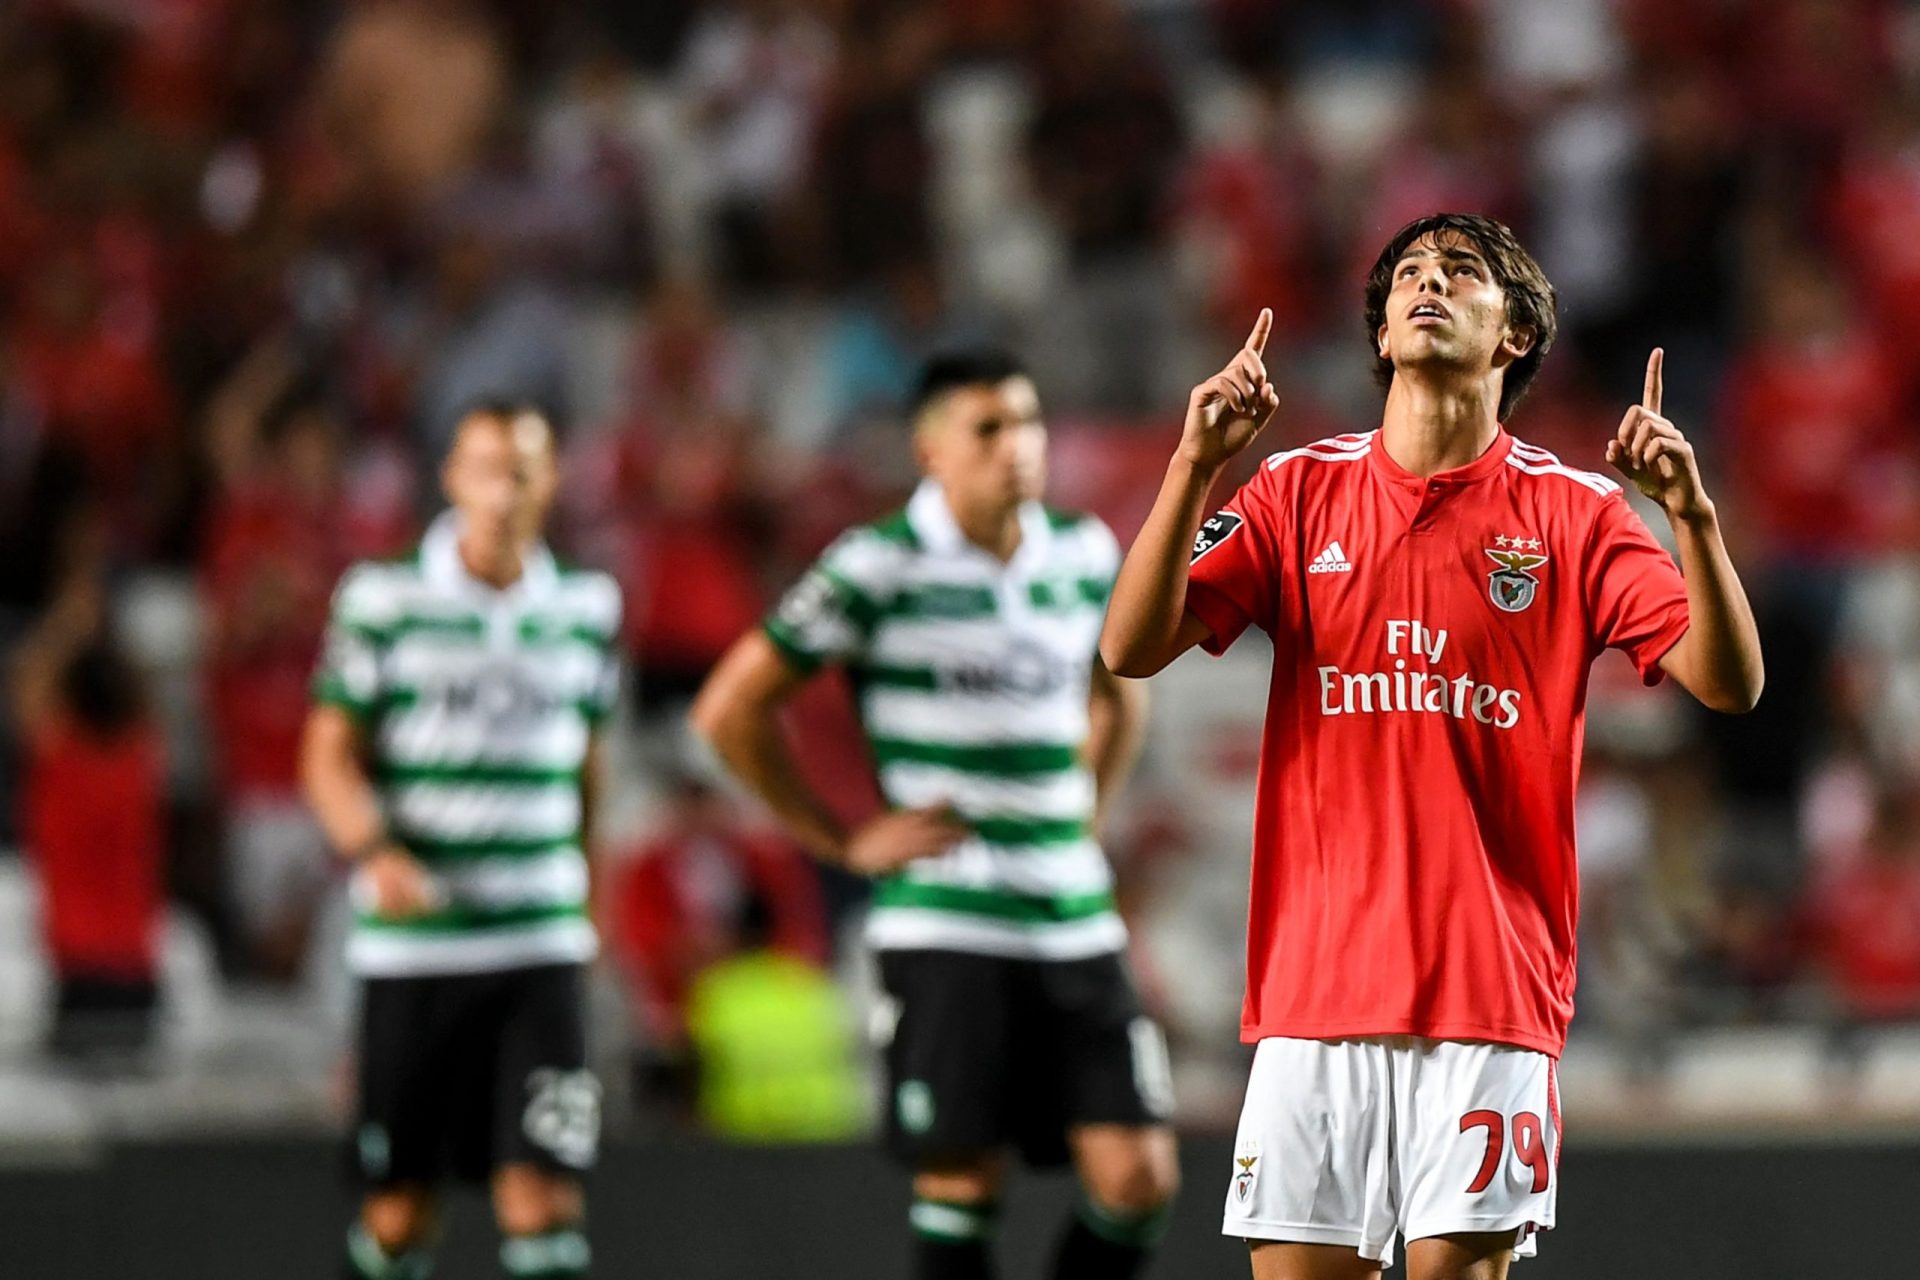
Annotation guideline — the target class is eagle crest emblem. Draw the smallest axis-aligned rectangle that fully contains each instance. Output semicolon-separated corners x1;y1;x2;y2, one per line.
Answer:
1485;547;1549;613
1234;1154;1258;1203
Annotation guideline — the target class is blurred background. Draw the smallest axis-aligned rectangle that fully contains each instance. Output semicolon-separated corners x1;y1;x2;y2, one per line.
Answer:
3;0;1920;1275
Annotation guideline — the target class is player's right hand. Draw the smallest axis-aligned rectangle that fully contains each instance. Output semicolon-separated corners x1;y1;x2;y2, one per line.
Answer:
1180;308;1281;470
842;805;970;876
362;845;440;918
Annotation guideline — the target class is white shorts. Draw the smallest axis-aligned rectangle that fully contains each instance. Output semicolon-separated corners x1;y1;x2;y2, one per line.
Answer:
1222;1036;1559;1267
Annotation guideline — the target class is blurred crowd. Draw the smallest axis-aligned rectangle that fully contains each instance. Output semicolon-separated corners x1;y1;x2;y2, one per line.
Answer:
5;0;1920;1118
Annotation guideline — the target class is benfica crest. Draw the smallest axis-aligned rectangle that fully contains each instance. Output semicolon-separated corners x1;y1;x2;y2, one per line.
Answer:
1485;547;1549;613
1234;1154;1258;1203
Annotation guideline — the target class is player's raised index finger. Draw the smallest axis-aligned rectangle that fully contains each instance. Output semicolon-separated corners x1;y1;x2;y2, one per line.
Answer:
1245;308;1273;357
1643;348;1663;414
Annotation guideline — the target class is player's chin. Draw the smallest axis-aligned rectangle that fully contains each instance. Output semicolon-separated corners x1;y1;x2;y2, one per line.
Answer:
1007;472;1045;504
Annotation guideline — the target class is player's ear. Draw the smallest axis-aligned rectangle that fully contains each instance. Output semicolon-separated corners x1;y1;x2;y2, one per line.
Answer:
1501;324;1537;362
1376;321;1391;362
910;418;936;475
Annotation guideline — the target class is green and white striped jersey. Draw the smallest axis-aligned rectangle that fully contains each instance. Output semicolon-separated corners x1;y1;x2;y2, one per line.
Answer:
313;512;621;977
764;480;1126;961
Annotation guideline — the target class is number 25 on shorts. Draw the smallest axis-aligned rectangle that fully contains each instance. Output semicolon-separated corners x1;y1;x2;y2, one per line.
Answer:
1459;1109;1550;1194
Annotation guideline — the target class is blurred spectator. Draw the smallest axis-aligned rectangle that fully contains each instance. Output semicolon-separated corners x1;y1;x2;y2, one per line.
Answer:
12;573;165;1064
1025;0;1185;411
683;891;866;1142
607;774;829;1110
1828;90;1920;365
1801;769;1920;1026
675;0;835;289
317;0;509;213
1604;66;1743;397
1704;255;1920;902
811;3;939;290
1171;79;1321;343
200;347;410;978
1718;256;1914;565
564;277;770;712
10;245;181;559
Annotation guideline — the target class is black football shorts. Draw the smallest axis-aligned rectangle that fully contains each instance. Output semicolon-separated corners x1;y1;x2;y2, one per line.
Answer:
351;962;599;1187
876;949;1173;1168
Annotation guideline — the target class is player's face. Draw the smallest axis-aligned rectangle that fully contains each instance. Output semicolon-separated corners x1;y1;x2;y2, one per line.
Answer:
917;377;1047;512
1376;232;1534;392
442;412;558;548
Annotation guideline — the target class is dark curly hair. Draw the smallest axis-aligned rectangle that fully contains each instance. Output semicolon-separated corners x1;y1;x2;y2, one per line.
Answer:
1363;213;1558;421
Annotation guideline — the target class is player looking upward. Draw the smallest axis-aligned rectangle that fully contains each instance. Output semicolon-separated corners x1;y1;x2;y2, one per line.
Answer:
692;351;1178;1280
1100;213;1763;1280
302;404;620;1280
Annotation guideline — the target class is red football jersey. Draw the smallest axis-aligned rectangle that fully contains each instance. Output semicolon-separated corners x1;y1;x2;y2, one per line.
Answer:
1186;428;1690;1056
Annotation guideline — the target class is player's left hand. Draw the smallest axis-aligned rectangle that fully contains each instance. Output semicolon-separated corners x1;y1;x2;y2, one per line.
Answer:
1606;348;1713;522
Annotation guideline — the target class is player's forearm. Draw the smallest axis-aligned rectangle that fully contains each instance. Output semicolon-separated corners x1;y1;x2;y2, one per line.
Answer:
691;699;850;864
298;713;389;859
1666;506;1764;713
1101;457;1221;676
1085;671;1147;835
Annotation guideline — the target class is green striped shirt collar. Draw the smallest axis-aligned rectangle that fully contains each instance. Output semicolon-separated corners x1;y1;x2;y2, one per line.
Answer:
419;510;561;602
905;480;1053;575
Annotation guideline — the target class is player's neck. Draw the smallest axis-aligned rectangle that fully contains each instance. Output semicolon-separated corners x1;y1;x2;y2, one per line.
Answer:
947;493;1024;563
457;529;528;589
1379;375;1502;477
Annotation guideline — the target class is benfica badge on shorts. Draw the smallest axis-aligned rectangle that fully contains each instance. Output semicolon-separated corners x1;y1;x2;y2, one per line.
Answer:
1485;545;1549;613
1233;1142;1259;1204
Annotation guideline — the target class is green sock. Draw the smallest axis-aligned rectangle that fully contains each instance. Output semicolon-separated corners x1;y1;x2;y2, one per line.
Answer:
911;1198;997;1279
344;1224;433;1280
1050;1197;1171;1279
499;1227;591;1279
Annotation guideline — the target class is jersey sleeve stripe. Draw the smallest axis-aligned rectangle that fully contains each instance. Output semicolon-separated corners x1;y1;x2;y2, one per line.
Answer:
1505;455;1620;496
1266;445;1374;470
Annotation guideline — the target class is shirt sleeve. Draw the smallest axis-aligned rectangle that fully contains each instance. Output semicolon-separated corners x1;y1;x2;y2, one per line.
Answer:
580;576;625;726
311;565;390;721
1186;465;1284;655
762;530;890;673
1584;492;1691;685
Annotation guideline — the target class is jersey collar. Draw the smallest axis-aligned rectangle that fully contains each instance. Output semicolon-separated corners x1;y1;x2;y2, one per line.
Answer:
1367;425;1515;488
420;509;559;601
906;479;1051;573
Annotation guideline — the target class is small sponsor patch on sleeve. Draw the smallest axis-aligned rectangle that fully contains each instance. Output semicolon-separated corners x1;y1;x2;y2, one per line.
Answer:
1191;511;1244;563
776;569;844;629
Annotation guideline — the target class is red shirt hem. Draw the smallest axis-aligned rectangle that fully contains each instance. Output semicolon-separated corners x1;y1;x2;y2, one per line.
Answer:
1241;1018;1564;1059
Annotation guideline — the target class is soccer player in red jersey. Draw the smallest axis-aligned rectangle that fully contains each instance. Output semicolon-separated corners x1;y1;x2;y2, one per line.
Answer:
1100;213;1764;1280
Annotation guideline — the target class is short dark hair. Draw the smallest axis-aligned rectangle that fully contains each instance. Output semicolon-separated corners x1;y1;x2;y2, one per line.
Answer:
910;349;1029;423
450;398;554;460
458;397;550;429
1363;213;1557;421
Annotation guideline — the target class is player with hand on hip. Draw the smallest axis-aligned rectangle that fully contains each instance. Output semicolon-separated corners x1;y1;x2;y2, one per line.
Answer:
693;351;1178;1280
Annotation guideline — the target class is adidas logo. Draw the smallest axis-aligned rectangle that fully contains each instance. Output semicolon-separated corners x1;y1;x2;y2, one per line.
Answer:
1307;541;1354;574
